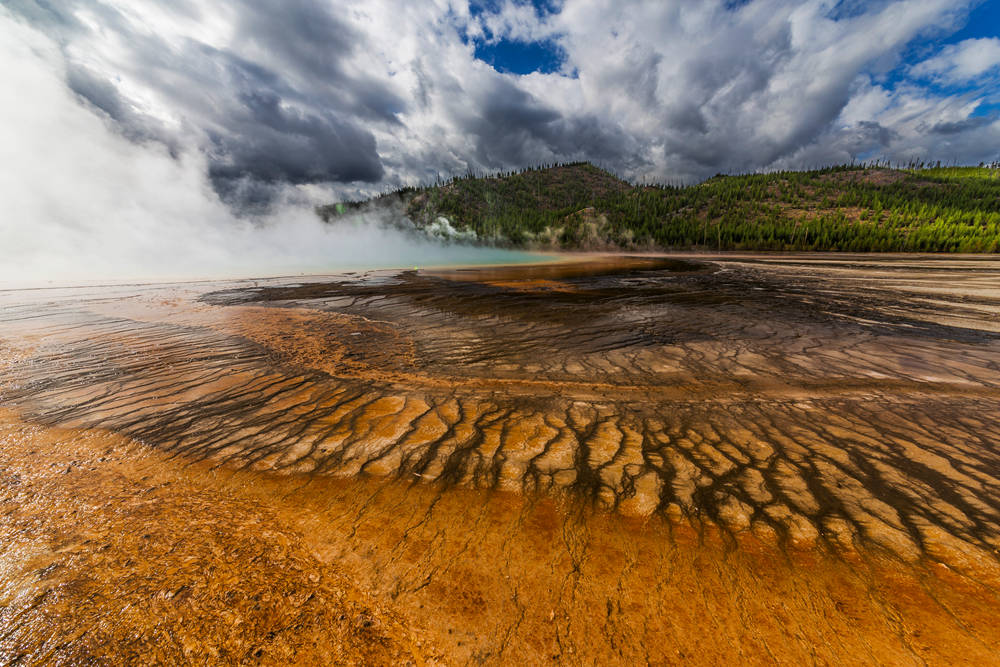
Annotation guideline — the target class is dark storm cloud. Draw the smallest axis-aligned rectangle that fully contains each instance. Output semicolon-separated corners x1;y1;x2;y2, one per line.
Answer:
823;120;899;161
208;86;382;184
654;17;865;174
666;103;709;136
64;64;174;149
3;0;996;205
544;1;992;181
5;0;393;206
231;0;406;124
930;117;993;135
466;80;560;165
459;77;641;171
852;121;897;147
650;19;803;173
237;0;357;80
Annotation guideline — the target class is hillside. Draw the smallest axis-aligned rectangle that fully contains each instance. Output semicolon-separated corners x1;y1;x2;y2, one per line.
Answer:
318;162;1000;253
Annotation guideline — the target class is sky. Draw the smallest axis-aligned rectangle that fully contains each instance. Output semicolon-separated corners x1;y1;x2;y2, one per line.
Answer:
1;0;999;283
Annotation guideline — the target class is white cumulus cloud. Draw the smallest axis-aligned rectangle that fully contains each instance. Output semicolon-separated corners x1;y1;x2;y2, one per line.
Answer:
910;37;1000;83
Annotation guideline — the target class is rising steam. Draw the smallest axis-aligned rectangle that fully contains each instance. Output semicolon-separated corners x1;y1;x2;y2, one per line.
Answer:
0;14;528;289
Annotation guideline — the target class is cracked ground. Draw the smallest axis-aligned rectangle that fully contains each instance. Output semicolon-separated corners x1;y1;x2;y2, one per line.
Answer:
2;254;1000;664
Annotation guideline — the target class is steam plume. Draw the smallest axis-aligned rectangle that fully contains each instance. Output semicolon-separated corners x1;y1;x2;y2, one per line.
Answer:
0;15;523;289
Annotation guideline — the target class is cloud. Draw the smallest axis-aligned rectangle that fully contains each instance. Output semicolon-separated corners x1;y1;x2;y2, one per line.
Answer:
4;1;393;207
910;37;1000;84
0;14;525;288
2;0;998;208
537;0;982;177
6;0;1000;286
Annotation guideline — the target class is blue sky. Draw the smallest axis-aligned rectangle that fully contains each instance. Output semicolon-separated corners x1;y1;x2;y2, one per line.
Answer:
882;0;1000;116
472;37;566;75
942;0;1000;42
461;0;1000;169
939;0;1000;118
467;0;566;74
470;1;999;86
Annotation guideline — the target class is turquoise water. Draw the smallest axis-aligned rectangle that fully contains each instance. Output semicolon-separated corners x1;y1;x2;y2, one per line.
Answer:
289;247;553;274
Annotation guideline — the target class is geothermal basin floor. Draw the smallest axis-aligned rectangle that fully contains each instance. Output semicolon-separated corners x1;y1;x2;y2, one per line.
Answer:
2;253;1000;663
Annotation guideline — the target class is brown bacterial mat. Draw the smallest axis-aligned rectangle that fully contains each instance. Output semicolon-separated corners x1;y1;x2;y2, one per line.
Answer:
2;253;1000;664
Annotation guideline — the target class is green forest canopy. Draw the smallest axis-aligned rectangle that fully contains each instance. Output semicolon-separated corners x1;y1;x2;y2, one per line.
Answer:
318;162;1000;253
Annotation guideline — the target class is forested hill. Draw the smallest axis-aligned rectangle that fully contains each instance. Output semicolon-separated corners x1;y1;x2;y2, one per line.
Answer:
317;162;1000;253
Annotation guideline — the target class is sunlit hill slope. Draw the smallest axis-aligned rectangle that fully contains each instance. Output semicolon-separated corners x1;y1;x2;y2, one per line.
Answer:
319;162;1000;253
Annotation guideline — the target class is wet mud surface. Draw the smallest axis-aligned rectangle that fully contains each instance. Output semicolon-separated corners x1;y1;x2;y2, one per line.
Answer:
2;254;1000;663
